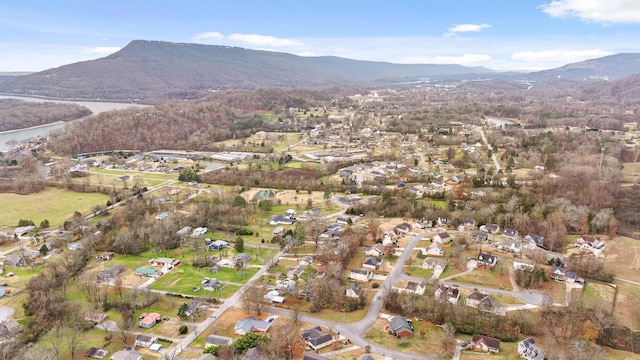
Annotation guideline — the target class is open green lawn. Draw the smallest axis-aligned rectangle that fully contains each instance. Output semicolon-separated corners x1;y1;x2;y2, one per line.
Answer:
455;268;512;290
364;318;443;356
0;187;109;229
578;281;616;306
151;265;256;296
614;281;640;331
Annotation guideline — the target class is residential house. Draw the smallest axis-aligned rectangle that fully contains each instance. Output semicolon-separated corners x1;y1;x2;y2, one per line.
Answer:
480;224;500;234
514;258;535;272
111;349;143;360
518;337;546;360
476;253;497;269
234;316;274;335
575;235;605;255
302;354;331;360
349;268;373;282
243;347;264;360
472;334;501;353
434;284;460;305
345;282;364;299
426;242;445;257
205;335;233;348
422;257;448;272
388;316;413;337
301;326;334;350
415;218;433;229
97;252;114;261
138;313;162;328
525;233;545;249
362;256;383;270
208;239;229;251
466;292;497;312
402;281;426;295
272;226;285;236
364;243;387;257
433;231;451;244
459;218;477;230
264;290;285;304
269;215;295;225
472;230;489;243
299;256;314;266
191;227;208;237
336;216;352;225
201;278;221;291
85;347;109;359
97;265;125;282
275;279;296;292
235;253;252;267
551;266;568;281
3;254;26;267
0;320;21;338
14;226;35;236
185;299;201;317
134;334;157;347
287;265;306;280
135;267;158;277
84;311;108;325
149;257;180;268
394;222;412;235
437;217;451;227
502;238;522;253
502;227;518;239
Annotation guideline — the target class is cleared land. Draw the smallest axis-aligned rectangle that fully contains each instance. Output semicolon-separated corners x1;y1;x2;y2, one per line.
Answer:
0;187;108;229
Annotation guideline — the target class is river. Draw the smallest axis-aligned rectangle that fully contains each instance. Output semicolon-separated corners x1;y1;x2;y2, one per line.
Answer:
485;117;516;127
0;95;149;151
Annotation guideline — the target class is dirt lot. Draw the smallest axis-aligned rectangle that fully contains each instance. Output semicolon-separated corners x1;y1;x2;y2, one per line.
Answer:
240;188;327;207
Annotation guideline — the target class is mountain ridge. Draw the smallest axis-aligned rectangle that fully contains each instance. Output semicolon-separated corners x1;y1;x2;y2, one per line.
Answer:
1;40;640;102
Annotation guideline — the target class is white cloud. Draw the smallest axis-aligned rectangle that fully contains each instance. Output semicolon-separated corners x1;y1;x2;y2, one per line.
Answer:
511;49;614;64
192;32;224;41
227;33;303;47
83;46;121;55
541;0;640;24
447;23;491;35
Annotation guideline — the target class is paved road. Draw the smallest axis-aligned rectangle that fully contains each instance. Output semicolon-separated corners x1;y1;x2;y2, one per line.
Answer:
478;128;500;171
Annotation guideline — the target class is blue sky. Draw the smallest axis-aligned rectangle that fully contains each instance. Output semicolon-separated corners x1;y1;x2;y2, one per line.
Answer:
1;0;640;72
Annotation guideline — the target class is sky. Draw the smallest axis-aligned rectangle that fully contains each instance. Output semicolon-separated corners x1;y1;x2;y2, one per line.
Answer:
1;0;640;72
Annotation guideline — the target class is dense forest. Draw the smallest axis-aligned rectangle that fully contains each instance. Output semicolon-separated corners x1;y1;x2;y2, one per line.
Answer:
0;99;91;131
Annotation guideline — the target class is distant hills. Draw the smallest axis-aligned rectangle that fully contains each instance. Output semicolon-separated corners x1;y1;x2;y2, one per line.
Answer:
1;40;640;102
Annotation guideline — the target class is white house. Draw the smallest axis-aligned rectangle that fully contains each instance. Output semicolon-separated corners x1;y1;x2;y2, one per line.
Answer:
349;268;373;282
518;337;545;360
433;231;451;244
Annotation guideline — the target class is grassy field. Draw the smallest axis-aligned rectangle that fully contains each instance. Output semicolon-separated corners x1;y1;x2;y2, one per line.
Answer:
455;267;512;290
621;162;640;183
578;281;616;306
0;187;109;229
363;318;444;356
613;281;640;331
603;236;640;281
151;265;257;296
458;340;518;359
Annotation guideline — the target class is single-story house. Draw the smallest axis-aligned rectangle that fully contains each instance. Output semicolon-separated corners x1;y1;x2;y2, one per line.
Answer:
3;254;26;267
472;334;501;353
476;253;497;269
301;326;334;350
264;290;285;304
272;226;285;235
287;265;306;280
134;334;157;347
345;282;364;299
14;226;35;237
269;215;295;225
205;334;233;348
97;252;114;261
275;279;296;292
302;353;331;360
394;222;412;235
0;320;21;337
235;253;252;266
84;311;108;325
480;224;500;234
299;256;314;266
135;267;158;277
362;256;383;270
208;239;229;251
85;347;109;359
201;278;220;291
349;268;373;282
97;265;125;282
388;316;413;337
422;257;448;272
234;316;274;335
514;258;535;272
185;299;202;317
466;292;497;312
434;284;460;305
472;230;489;243
139;313;162;328
518;337;546;360
111;349;143;360
149;258;180;268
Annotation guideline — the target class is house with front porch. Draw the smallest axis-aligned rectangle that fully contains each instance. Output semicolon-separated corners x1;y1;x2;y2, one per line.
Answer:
472;334;501;353
349;268;373;282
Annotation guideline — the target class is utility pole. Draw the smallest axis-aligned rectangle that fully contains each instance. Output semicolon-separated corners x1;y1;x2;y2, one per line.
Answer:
599;147;605;176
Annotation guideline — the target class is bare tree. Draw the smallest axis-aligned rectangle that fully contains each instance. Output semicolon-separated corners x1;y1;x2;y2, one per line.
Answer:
116;316;135;345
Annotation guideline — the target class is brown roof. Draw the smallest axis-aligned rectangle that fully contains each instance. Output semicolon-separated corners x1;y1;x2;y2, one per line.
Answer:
472;334;501;349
